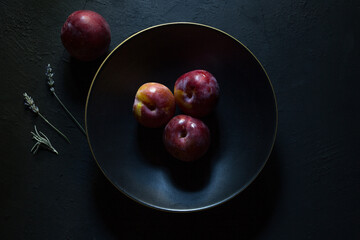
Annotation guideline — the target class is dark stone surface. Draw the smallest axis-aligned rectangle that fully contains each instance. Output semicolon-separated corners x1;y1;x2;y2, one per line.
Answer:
0;0;359;239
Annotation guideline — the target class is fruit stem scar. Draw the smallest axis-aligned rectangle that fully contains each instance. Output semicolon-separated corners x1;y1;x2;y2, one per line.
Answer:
145;102;156;111
180;129;187;138
175;89;192;109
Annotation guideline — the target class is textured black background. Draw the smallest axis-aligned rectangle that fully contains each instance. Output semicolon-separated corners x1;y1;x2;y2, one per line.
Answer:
0;0;359;239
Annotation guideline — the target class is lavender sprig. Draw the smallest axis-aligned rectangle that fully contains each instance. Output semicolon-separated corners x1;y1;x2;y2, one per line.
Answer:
23;92;70;143
46;64;86;136
31;125;58;154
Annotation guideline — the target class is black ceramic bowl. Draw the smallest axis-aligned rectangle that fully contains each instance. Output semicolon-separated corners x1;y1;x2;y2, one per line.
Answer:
85;22;277;212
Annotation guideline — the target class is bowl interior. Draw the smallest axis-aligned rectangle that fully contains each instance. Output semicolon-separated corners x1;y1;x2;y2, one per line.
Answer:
86;23;277;212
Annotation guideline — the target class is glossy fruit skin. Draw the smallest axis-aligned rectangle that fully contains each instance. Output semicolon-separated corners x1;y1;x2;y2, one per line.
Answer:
133;82;176;128
61;10;111;61
163;115;210;162
174;70;219;118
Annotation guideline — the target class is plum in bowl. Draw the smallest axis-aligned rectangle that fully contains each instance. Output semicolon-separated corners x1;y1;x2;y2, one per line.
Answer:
132;82;175;128
174;69;220;118
163;115;211;162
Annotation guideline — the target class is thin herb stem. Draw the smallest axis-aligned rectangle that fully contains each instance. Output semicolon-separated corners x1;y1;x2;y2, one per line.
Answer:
38;112;70;143
24;92;70;144
46;63;86;136
53;92;86;135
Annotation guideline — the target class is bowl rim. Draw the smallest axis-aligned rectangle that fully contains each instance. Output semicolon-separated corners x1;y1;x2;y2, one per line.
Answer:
85;22;278;212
